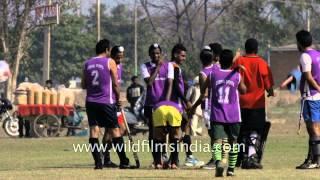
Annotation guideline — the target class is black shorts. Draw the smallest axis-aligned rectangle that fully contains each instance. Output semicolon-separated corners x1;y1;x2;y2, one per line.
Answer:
211;122;240;141
240;108;266;132
86;101;118;128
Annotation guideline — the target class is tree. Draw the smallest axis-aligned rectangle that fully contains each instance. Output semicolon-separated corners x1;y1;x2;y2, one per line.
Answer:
139;0;235;78
87;3;158;83
0;0;85;98
0;0;37;100
20;13;95;85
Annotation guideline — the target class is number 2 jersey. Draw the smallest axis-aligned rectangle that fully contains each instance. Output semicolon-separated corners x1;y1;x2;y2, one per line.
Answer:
209;68;241;123
84;57;116;104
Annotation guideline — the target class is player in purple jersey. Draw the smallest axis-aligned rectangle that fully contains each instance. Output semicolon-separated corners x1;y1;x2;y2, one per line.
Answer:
191;44;224;169
81;39;130;169
102;45;126;168
140;43;174;165
200;49;246;177
295;30;320;169
167;44;204;167
111;45;124;85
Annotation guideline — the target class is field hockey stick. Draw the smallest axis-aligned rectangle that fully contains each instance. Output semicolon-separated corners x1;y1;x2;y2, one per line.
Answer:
298;99;305;135
121;109;140;168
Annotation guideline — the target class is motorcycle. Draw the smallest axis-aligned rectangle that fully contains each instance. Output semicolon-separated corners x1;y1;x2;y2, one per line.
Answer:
123;92;148;135
0;98;19;137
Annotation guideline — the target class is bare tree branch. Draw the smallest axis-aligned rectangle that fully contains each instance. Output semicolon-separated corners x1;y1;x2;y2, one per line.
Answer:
140;0;170;46
183;0;195;49
200;0;235;47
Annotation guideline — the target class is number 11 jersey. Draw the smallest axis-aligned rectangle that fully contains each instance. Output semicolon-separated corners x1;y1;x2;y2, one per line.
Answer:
209;69;241;123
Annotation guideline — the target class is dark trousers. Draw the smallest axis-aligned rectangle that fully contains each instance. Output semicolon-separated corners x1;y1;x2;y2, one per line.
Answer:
237;108;266;164
18;116;30;137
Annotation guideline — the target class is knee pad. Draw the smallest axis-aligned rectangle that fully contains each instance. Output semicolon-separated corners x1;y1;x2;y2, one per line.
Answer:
243;131;261;154
244;131;261;148
249;132;260;146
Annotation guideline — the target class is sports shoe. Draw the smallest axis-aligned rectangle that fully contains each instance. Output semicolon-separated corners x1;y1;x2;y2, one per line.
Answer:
103;160;118;168
184;155;205;167
119;159;132;169
94;161;103;170
242;155;263;169
94;165;103;170
296;159;312;169
226;168;235;176
296;160;320;169
201;158;216;170
215;161;224;177
134;122;149;130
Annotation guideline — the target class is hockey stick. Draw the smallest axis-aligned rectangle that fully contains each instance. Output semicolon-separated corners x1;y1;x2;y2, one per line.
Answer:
121;109;140;168
258;97;272;163
258;121;271;164
298;99;305;135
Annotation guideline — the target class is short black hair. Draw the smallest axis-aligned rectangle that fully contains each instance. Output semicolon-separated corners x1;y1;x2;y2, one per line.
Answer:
296;30;312;48
209;43;223;56
171;43;187;59
96;39;110;55
200;49;213;66
220;49;234;68
245;38;258;54
111;45;124;58
45;79;52;84
148;43;162;55
131;75;138;82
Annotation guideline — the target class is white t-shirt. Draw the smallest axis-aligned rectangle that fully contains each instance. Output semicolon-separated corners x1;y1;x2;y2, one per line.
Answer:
140;61;174;79
300;52;320;100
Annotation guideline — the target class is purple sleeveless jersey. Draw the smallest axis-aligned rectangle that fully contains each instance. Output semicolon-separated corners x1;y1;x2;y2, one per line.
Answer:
84;57;115;104
200;63;220;110
209;68;241;123
154;100;183;113
144;61;170;106
111;63;123;101
300;49;320;97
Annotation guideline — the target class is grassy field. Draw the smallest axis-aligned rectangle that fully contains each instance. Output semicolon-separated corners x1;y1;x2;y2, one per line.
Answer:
1;104;320;179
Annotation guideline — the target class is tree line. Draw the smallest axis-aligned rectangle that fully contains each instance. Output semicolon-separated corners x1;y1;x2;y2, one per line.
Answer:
0;0;319;99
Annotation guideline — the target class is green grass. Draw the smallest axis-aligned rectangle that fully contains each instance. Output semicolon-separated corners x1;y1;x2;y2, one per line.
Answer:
0;103;317;179
0;131;320;179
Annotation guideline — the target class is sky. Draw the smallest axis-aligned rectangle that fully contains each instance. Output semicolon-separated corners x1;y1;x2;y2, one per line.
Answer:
80;0;134;15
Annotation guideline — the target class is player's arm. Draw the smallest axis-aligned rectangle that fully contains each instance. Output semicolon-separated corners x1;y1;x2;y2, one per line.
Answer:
165;78;173;101
143;61;163;86
81;64;86;89
304;72;320;92
164;62;174;100
238;75;247;94
173;67;190;108
280;76;294;89
109;59;120;103
260;62;274;97
191;73;207;111
233;48;241;62
200;75;210;98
